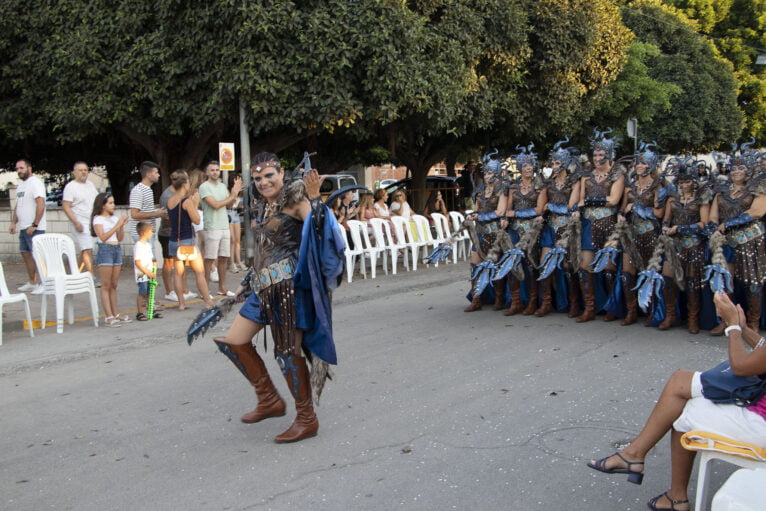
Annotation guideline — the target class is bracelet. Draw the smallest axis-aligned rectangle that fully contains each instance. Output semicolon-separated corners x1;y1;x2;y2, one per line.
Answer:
724;325;742;336
755;337;765;351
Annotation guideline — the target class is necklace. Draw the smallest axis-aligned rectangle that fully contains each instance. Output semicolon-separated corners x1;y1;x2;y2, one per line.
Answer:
263;201;277;218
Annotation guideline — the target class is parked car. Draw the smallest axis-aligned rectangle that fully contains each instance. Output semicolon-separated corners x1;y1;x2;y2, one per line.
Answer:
383;175;462;212
319;174;359;203
46;189;63;206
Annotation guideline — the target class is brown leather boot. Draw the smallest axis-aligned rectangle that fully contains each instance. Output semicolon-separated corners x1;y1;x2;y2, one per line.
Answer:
620;273;638;326
566;270;580;318
747;288;762;332
504;277;524;316
658;278;677;330
535;276;553;317
576;270;596;323
687;288;700;334
275;353;319;444
523;274;539;315
602;271;617;321
214;340;286;424
492;280;506;310
464;279;483;312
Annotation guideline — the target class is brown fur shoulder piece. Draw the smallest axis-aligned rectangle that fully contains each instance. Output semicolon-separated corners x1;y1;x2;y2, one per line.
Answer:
516;220;544;266
282;178;308;209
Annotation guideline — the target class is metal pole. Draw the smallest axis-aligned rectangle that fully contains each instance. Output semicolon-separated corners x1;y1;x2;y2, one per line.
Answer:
239;99;253;259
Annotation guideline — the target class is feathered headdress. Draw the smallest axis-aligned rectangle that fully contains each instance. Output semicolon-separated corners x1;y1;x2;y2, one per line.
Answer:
549;137;579;174
589;128;619;160
633;141;660;174
514;143;538;173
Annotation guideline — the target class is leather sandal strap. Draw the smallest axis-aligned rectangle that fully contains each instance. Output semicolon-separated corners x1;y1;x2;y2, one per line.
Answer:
615;452;644;470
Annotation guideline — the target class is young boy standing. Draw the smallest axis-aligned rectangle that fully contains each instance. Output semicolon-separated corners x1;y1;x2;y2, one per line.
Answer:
134;222;163;320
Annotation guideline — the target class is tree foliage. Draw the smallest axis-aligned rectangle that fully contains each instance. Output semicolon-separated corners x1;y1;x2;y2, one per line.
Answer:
616;1;743;151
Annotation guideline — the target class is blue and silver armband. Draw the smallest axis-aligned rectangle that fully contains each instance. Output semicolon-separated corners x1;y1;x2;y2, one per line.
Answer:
547;203;569;215
477;211;500;222
515;208;538;219
723;213;754;229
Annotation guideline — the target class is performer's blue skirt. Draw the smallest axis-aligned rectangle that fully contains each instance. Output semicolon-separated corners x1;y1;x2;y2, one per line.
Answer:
239;281;312;331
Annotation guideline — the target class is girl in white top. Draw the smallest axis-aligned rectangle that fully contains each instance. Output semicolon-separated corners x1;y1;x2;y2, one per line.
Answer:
373;188;392;218
91;193;129;327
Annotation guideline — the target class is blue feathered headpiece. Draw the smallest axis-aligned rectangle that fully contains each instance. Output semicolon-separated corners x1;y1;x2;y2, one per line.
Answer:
481;149;509;179
549;137;577;173
589;128;618;160
634;141;660;174
718;138;760;176
514;143;538;173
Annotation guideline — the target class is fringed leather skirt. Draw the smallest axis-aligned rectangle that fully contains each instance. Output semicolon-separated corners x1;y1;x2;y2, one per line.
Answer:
723;223;766;286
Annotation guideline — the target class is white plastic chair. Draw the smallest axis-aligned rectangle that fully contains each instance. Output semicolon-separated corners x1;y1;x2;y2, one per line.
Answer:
448;211;470;261
340;224;366;283
412;215;440;267
348;220;387;279
680;430;766;511
391;216;427;271
369;218;406;274
32;234;99;333
430;212;456;264
0;262;34;345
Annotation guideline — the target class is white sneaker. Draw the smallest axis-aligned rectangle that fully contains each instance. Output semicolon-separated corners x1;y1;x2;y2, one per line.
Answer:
164;291;179;302
31;284;45;295
224;290;236;297
239;263;249;272
18;282;35;292
183;291;198;300
230;265;240;274
210;269;219;282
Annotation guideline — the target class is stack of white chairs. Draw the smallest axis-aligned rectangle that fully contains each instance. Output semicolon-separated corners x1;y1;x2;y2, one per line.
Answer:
0;262;35;345
430;212;455;264
391;216;428;271
369;218;406;274
340;224;366;283
347;220;388;279
448;211;470;261
32;233;99;333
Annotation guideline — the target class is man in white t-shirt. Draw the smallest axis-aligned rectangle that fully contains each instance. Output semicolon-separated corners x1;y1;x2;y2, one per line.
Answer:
199;161;242;296
9;159;46;293
62;161;99;282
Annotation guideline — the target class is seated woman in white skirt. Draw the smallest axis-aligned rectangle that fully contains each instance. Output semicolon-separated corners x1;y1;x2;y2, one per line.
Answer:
586;291;766;511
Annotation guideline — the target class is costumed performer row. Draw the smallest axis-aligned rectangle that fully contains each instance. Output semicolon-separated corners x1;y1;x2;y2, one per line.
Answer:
212;152;345;443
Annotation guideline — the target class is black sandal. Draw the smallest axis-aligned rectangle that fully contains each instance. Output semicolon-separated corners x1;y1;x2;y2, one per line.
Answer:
647;491;689;510
152;311;163;319
586;452;644;484
136;312;148;321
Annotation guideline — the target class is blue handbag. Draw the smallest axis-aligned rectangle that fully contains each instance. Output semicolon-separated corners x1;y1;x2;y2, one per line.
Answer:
700;361;766;406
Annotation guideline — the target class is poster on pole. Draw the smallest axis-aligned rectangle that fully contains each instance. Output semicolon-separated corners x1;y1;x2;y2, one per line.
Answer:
219;143;236;171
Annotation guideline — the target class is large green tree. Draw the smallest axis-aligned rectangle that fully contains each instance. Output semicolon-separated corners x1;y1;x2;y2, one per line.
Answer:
615;1;743;151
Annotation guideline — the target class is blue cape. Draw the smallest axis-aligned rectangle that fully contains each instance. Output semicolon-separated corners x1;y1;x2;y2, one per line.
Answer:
293;205;346;365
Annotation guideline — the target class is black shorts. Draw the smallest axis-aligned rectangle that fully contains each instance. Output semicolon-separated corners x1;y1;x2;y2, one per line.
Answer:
158;235;171;260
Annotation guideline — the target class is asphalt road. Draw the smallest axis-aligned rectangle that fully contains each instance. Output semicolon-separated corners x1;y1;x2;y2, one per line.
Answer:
0;262;738;510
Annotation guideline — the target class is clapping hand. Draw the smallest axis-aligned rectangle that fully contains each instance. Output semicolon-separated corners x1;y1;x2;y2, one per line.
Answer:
713;291;740;327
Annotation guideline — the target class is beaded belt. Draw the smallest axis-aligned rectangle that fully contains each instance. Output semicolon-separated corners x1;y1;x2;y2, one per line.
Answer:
254;258;294;292
677;235;702;249
476;221;500;235
549;214;569;230
727;222;764;248
512;218;535;233
632;219;657;235
583;207;615;221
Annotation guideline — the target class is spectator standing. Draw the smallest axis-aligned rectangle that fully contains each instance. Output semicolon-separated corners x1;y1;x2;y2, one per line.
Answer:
228;174;245;273
133;221;163;321
10;159;46;293
158;183;179;301
167;170;215;310
198;161;243;296
128;161;166;255
91;192;129;327
188;168;208;281
62;161;99;286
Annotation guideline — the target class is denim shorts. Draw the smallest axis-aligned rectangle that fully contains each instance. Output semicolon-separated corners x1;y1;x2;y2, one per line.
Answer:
137;281;149;295
96;243;123;266
169;238;196;258
228;210;242;224
19;229;45;253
